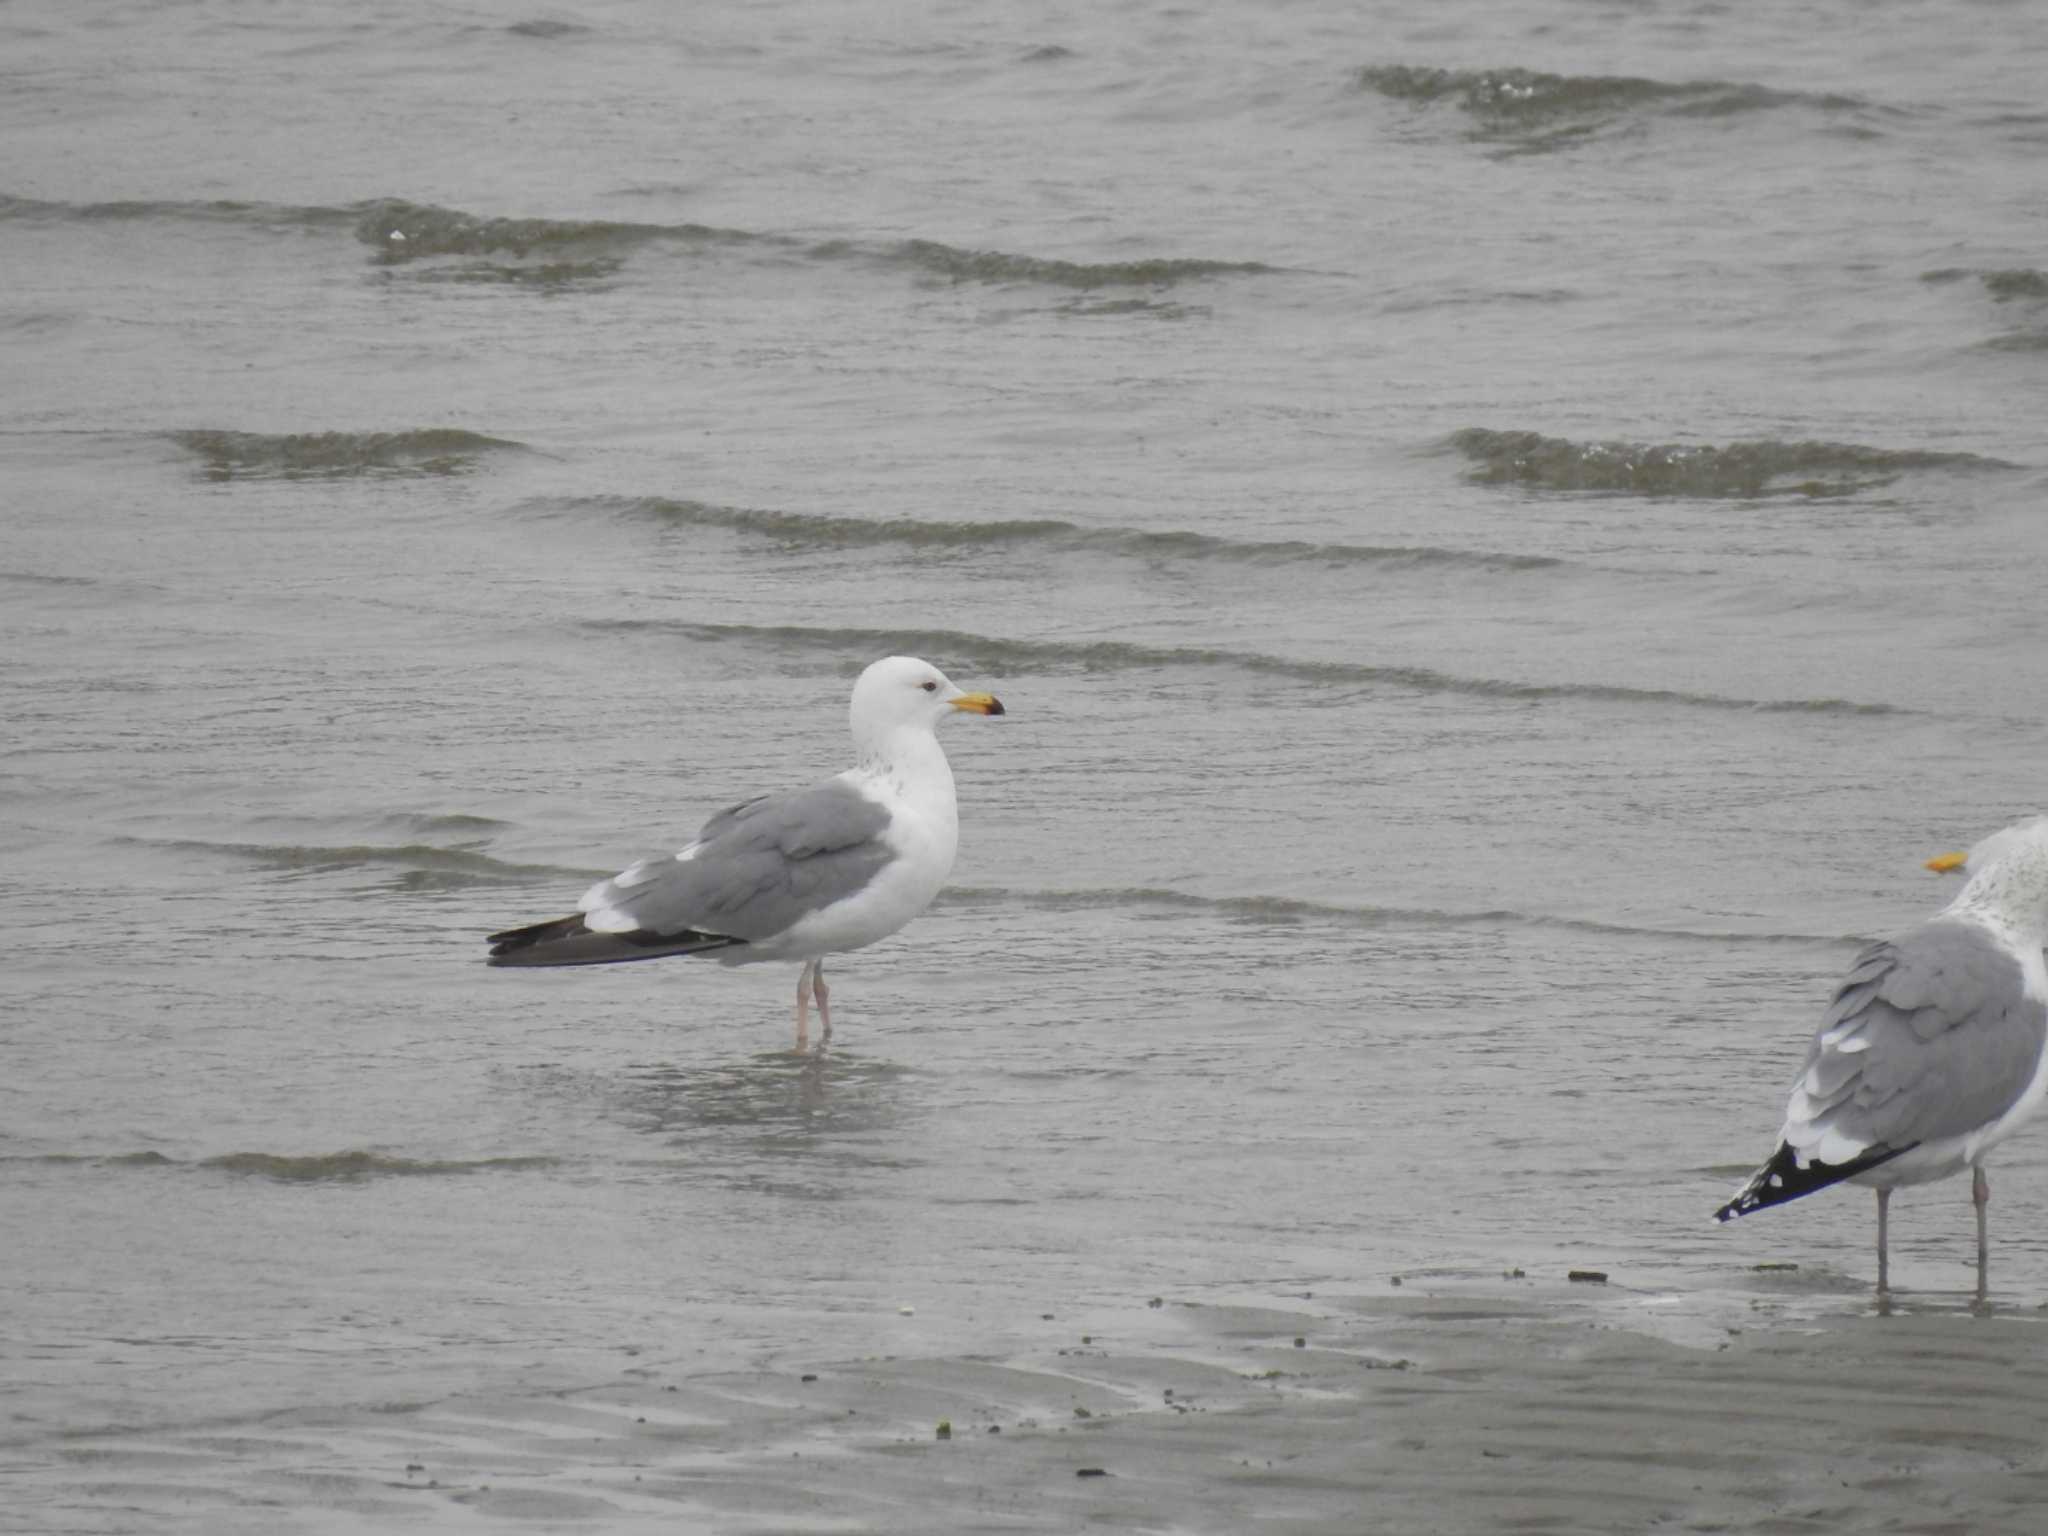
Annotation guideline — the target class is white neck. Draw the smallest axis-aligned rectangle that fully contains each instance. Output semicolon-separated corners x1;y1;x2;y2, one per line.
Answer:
1949;846;2048;951
857;724;957;821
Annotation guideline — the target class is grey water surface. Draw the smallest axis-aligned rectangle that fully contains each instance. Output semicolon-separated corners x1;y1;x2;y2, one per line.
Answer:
5;0;2048;1489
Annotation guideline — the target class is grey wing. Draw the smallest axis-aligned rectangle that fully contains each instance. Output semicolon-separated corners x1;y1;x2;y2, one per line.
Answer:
1785;921;2047;1160
580;778;895;942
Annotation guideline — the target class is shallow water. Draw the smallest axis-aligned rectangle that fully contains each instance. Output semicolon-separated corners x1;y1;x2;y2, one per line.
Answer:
6;0;2048;1520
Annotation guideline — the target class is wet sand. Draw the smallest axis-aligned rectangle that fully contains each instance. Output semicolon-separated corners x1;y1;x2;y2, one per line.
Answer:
16;1275;2048;1534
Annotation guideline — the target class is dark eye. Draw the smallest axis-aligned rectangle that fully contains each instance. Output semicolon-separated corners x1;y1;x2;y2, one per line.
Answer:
920;680;938;692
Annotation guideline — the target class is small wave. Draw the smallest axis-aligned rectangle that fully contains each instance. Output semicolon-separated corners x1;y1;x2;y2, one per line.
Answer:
506;18;589;38
377;811;514;836
1974;331;2048;354
0;310;78;337
359;200;1269;290
399;256;626;292
0;194;360;231
589;620;1903;717
168;428;527;480
1357;64;1870;151
4;1150;556;1180
1922;267;2048;303
354;197;761;263
0;569;96;587
1447;427;2014;498
881;238;1276;290
1979;332;2048;353
563;495;1562;572
1058;295;1200;320
943;884;1854;948
126;836;596;888
203;1151;557;1182
2;194;1274;297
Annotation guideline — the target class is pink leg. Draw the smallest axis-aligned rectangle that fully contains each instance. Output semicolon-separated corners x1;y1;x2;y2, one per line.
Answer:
814;960;832;1043
1875;1187;1890;1298
793;961;815;1054
1973;1164;1990;1304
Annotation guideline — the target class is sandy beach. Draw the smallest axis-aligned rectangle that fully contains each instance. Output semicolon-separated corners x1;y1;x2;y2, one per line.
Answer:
16;1272;2048;1535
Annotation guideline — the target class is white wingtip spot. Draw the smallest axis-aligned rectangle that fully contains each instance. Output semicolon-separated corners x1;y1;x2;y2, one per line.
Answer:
1812;1129;1870;1166
613;860;662;890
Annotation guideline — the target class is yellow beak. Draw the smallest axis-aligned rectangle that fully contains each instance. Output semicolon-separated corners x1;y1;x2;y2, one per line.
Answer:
950;692;1005;717
1925;850;1969;874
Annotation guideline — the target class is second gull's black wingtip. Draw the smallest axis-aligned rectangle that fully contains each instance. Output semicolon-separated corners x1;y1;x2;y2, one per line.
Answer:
1713;1140;1915;1223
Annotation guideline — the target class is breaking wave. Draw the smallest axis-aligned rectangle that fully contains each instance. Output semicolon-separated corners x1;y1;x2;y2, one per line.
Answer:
1357;64;1876;151
1447;427;2014;498
168;428;528;480
354;198;757;261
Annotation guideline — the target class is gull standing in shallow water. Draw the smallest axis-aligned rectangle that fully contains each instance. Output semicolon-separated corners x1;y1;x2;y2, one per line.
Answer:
1715;816;2048;1303
486;656;1004;1052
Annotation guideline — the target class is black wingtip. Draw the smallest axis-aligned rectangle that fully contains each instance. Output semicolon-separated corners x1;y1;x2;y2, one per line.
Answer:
486;913;587;959
1713;1140;1915;1223
484;913;749;967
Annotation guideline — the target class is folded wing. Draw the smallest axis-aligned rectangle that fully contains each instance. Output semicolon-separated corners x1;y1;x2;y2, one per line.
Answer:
487;778;896;968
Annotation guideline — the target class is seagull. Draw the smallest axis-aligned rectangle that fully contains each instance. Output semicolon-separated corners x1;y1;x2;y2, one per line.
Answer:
1714;816;2048;1302
486;656;1004;1052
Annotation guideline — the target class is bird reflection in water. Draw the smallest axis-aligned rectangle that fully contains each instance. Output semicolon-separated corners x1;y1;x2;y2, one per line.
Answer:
619;1049;926;1196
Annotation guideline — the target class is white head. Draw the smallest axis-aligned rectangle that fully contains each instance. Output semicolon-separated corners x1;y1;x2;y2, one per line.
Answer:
1927;815;2048;882
1934;816;2048;935
847;655;1004;759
